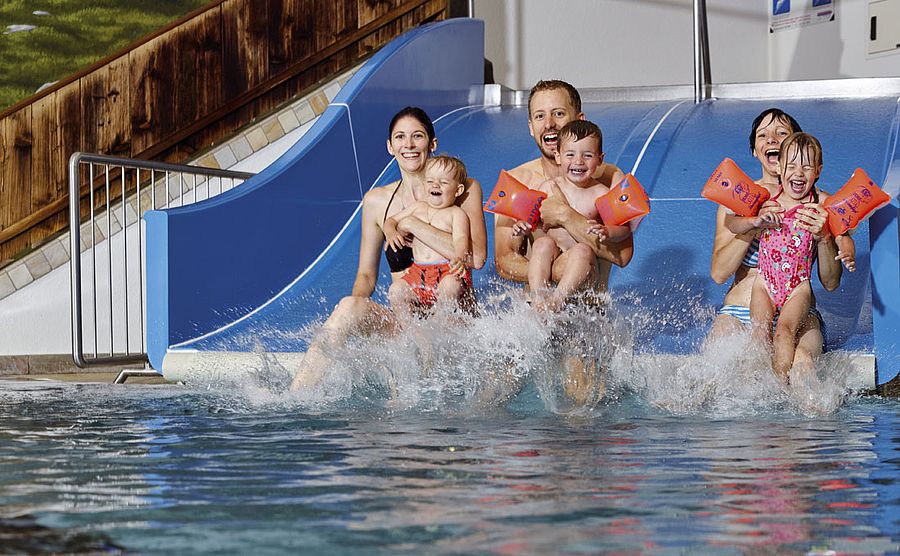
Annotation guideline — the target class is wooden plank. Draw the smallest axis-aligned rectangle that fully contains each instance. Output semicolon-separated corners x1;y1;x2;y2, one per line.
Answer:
130;35;177;154
102;57;132;156
0;107;33;260
359;0;403;56
55;85;83;197
175;8;224;131
268;0;316;75
29;95;56;244
222;0;268;102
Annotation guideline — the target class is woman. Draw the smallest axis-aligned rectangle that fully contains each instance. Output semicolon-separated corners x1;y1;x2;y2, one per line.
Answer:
707;108;844;369
290;106;487;390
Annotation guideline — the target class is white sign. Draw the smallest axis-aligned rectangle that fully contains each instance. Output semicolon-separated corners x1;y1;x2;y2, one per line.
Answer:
770;0;835;33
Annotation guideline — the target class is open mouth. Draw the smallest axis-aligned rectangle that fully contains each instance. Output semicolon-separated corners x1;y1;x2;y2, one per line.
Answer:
568;167;588;178
765;149;779;165
401;152;421;160
542;132;558;148
789;178;808;195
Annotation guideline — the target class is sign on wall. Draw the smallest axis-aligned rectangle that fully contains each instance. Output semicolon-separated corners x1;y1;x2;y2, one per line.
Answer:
770;0;836;33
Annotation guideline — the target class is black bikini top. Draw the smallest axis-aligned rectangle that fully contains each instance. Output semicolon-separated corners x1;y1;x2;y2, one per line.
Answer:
383;180;414;273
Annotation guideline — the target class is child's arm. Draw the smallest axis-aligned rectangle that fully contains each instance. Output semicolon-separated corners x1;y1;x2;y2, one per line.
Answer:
723;198;786;234
723;211;780;234
586;222;630;243
511;220;533;237
448;208;471;275
835;233;856;272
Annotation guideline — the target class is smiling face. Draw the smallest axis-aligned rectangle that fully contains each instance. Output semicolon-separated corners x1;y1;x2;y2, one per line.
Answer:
528;88;583;160
780;142;822;201
423;160;464;209
555;133;602;187
753;113;795;179
387;115;437;174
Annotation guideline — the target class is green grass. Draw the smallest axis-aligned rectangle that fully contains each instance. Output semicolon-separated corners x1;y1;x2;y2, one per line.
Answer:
0;0;209;111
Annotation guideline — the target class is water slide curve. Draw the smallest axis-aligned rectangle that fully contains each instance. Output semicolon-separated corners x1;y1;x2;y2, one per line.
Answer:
145;19;900;386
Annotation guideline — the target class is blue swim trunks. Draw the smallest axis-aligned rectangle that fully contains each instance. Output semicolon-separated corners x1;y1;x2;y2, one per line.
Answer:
717;304;827;348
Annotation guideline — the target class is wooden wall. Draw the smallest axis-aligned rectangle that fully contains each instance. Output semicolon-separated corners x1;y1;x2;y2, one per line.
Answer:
0;0;449;266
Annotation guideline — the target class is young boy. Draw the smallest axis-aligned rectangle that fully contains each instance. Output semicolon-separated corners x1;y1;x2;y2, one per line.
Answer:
384;155;473;315
513;120;632;311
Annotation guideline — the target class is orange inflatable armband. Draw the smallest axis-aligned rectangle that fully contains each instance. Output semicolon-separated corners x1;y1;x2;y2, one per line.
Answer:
483;170;546;230
594;174;650;226
823;168;891;235
701;158;770;216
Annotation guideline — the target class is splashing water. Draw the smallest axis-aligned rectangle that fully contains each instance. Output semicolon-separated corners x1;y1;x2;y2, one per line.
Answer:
205;285;861;418
619;333;860;418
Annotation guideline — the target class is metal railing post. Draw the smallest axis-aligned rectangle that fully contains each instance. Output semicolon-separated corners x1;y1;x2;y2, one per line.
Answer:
693;0;712;103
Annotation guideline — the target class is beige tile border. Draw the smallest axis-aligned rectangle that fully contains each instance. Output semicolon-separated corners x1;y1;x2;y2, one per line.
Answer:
0;65;360;303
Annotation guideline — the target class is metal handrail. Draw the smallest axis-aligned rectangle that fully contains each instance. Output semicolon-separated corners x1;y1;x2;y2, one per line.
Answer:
68;152;255;369
693;0;712;103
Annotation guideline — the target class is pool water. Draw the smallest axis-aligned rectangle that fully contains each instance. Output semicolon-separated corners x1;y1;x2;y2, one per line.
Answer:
2;304;900;556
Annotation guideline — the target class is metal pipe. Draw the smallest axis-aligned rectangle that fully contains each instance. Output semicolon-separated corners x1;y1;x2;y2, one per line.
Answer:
69;154;86;367
105;165;113;356
121;168;129;355
90;164;98;358
468;0;474;18
68;152;254;368
136;168;145;354
693;0;711;103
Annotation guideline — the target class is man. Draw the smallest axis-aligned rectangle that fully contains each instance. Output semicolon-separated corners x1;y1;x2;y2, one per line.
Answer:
494;79;633;287
493;80;635;407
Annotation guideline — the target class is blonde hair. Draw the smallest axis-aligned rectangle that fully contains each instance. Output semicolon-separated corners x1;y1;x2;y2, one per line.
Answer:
779;132;823;169
426;154;468;185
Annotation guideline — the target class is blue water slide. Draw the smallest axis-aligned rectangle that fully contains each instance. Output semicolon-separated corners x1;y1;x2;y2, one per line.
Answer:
145;19;485;369
145;18;900;385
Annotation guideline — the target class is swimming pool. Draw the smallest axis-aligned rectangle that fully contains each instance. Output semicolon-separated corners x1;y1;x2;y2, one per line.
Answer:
3;362;899;554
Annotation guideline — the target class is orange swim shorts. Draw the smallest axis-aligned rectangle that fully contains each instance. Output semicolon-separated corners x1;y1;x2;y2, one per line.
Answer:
401;261;472;307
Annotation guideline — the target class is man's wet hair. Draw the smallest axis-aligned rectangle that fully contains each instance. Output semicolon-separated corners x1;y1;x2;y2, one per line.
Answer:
749;108;802;154
558;120;603;153
528;80;582;115
426;154;468;185
389;106;436;142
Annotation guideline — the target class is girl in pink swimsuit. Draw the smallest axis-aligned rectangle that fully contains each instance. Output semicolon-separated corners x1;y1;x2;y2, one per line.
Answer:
756;190;818;310
749;132;827;382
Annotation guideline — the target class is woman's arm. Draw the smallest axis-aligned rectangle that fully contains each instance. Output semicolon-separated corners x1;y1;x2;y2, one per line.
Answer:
350;190;387;298
451;208;471;261
710;205;756;284
459;179;487;269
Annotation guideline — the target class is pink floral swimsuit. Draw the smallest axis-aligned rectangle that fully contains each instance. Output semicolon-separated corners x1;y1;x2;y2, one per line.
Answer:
757;198;816;310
